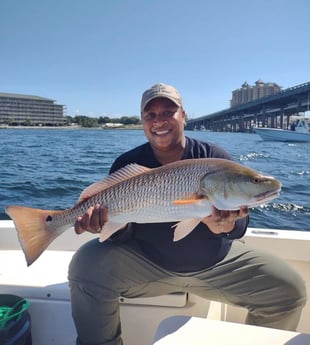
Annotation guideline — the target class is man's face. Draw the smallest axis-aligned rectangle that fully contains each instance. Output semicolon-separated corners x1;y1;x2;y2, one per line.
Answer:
141;97;186;152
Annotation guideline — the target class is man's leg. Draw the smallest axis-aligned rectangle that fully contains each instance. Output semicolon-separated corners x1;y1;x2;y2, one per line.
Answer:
189;240;307;331
69;239;307;344
68;239;179;345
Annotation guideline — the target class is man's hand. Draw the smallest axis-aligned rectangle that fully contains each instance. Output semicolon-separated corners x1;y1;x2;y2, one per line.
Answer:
74;204;108;234
201;206;249;234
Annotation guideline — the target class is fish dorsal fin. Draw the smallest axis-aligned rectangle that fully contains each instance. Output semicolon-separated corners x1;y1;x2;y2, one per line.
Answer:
78;163;151;202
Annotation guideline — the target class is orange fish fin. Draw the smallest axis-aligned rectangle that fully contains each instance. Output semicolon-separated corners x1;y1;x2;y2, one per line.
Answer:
98;222;127;242
5;205;65;266
172;194;207;205
78;163;151;202
172;219;201;241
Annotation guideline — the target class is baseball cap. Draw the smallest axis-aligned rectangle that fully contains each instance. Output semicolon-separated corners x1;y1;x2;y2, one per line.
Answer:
140;83;183;113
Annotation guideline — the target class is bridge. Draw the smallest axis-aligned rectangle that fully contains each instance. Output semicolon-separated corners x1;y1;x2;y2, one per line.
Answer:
185;81;310;132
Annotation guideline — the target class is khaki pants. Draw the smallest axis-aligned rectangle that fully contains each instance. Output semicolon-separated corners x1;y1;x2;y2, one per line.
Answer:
68;239;307;345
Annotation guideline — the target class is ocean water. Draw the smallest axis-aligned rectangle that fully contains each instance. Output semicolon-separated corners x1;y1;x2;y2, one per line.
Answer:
0;128;309;231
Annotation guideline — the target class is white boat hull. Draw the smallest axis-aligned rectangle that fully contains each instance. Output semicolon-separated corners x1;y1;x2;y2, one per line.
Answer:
254;127;310;142
0;220;309;345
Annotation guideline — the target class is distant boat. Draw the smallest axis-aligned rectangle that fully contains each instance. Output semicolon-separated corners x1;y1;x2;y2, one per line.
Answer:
254;116;310;142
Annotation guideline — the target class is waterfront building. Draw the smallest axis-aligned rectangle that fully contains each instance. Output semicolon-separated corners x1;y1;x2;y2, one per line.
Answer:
0;92;66;126
231;80;282;107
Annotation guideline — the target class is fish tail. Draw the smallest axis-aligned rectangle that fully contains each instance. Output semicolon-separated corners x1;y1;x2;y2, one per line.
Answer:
5;205;65;266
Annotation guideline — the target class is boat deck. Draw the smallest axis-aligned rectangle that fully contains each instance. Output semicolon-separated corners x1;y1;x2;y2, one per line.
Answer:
1;221;310;345
154;316;310;345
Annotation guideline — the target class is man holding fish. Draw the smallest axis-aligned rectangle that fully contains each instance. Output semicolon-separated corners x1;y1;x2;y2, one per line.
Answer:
68;83;306;345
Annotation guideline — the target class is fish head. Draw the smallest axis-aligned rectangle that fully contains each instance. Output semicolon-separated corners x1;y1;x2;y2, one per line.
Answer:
200;160;282;210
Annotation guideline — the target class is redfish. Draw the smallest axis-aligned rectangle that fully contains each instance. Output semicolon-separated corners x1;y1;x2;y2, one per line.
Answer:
5;158;281;266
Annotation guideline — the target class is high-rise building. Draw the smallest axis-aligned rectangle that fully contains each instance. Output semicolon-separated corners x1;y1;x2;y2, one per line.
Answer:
231;80;282;107
0;92;66;126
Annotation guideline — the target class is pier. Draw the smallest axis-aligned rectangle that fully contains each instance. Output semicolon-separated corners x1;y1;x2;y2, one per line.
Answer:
186;82;310;132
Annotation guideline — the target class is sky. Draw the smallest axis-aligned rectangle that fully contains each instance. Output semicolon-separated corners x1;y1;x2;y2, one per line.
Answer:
1;0;309;119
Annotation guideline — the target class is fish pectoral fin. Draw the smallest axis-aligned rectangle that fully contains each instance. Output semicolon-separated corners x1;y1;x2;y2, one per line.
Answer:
172;199;201;205
172;194;207;205
99;221;127;242
172;219;201;241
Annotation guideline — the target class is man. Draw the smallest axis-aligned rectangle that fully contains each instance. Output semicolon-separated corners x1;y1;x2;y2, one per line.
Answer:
69;83;306;345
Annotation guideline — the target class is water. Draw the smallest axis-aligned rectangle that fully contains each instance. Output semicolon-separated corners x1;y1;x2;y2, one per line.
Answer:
0;128;309;231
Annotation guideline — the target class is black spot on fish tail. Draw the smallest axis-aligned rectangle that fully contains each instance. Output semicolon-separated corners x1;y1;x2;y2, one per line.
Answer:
45;215;53;222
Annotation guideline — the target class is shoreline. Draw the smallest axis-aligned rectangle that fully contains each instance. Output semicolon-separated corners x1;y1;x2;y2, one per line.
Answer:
0;124;144;130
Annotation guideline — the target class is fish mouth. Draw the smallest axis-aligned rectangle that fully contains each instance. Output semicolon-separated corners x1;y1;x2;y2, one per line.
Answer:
254;189;281;202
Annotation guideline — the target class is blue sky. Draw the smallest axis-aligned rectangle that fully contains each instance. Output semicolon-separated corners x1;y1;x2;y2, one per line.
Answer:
1;0;309;118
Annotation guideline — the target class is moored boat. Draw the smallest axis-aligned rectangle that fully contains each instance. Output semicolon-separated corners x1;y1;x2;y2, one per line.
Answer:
253;116;310;142
0;220;309;344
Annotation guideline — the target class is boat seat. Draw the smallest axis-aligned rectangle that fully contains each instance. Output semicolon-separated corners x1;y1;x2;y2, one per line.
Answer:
153;316;310;345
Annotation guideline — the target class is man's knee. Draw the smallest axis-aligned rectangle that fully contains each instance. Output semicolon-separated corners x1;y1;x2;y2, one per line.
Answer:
68;239;121;283
289;273;307;309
